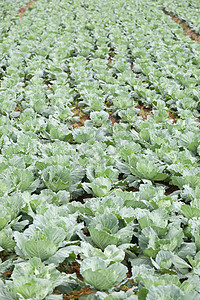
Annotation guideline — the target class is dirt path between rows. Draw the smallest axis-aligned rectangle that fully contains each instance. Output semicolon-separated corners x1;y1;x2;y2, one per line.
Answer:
18;1;35;19
162;8;200;43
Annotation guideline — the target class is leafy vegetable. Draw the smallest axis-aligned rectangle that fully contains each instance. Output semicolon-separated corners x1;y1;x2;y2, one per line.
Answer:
80;257;127;290
88;213;133;249
0;258;64;300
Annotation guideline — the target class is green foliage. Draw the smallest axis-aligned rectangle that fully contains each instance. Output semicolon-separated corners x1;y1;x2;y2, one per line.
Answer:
1;0;200;298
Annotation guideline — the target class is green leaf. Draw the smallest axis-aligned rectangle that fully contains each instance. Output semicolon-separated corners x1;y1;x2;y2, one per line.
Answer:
181;205;200;219
91;177;112;197
24;240;58;261
89;227;119;250
80;257;127;290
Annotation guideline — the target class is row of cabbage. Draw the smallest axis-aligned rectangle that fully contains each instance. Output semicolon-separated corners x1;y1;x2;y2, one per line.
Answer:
161;0;200;34
1;0;200;119
1;0;200;299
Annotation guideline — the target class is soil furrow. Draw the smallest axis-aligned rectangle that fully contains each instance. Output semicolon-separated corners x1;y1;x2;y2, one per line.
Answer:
162;7;200;43
18;1;36;19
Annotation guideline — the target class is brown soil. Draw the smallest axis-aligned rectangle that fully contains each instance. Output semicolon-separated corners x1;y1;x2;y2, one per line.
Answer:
127;262;133;279
165;184;179;196
136;105;153;120
72;192;93;204
18;1;36;19
130;63;134;71
0;271;12;278
56;256;134;299
58;261;83;281
107;48;115;69
82;227;90;236
69;261;83;281
162;8;200;43
127;187;139;193
63;287;97;300
14;107;23;112
57;260;98;299
12;107;23;119
72;107;90;128
136;104;178;123
109;112;120;125
168;111;177;123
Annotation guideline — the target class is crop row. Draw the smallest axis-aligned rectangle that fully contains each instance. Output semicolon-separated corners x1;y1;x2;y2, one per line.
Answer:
161;0;200;34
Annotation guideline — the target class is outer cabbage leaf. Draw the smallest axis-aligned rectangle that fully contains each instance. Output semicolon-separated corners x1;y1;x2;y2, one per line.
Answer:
131;263;180;290
0;280;13;300
80;257;127;290
14;226;66;261
80;242;125;263
89;289;138;299
153;250;191;274
88;214;133;249
41;165;85;192
146;284;199;300
22;190;70;213
90;177;112;197
181;204;200;219
128;156;168;182
0;193;25;230
68;195;133;222
32;205;82;242
0;228;16;251
188;219;200;251
139;224;184;258
172;168;200;189
137;208;169;235
44;245;80;266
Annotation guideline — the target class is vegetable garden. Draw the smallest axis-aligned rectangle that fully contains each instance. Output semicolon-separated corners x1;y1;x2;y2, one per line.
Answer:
1;0;200;298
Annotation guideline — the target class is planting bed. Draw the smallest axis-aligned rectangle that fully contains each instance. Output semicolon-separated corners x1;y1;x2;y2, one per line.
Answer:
161;0;200;34
1;0;200;299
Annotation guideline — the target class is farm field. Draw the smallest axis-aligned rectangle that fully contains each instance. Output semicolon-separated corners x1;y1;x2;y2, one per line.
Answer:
162;0;200;34
1;0;200;299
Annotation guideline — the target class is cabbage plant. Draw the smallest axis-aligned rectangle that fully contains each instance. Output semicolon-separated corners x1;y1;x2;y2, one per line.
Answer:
80;257;127;291
41;165;85;192
88;213;134;249
128;156;168;182
0;258;64;300
14;226;66;262
14;206;82;265
80;242;125;263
